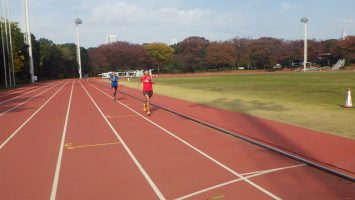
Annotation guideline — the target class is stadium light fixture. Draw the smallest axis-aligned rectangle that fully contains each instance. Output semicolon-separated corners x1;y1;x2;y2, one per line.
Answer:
75;18;82;79
300;17;308;71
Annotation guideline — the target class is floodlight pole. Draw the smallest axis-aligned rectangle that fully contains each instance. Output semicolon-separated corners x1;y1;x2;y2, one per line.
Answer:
6;0;16;86
1;8;8;87
24;0;35;83
75;18;82;79
3;0;12;87
301;17;308;71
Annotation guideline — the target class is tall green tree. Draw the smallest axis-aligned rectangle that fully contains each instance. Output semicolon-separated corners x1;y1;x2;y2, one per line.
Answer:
58;43;79;78
38;38;63;79
1;21;28;85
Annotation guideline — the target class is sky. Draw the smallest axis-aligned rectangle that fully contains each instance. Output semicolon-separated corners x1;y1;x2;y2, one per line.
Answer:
7;0;355;48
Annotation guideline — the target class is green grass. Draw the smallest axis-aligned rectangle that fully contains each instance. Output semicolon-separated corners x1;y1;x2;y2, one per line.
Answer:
123;72;355;139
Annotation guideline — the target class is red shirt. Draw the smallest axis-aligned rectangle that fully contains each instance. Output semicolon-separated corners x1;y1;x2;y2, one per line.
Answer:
141;75;153;91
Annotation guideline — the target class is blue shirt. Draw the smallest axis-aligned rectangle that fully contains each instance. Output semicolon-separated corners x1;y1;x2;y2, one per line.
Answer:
111;75;120;87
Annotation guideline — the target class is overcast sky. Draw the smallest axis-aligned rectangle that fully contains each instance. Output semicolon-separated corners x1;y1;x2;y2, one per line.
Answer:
8;0;355;48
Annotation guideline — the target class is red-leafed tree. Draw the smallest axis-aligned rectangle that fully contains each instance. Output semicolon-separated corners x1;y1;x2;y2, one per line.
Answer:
332;36;355;63
88;41;152;73
206;42;235;71
173;36;209;72
247;37;284;68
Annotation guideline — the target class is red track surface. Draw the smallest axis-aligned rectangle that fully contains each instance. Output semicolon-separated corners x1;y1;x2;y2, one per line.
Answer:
119;81;355;176
0;79;354;200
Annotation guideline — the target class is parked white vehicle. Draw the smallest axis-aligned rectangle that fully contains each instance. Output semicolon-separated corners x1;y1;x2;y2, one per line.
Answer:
99;69;154;79
98;72;114;79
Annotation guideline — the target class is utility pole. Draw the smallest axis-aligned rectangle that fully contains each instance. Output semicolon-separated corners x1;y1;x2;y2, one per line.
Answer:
6;0;15;86
24;0;35;83
1;16;8;87
3;0;11;86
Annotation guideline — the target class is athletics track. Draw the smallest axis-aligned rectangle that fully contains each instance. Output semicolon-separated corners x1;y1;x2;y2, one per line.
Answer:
0;79;354;200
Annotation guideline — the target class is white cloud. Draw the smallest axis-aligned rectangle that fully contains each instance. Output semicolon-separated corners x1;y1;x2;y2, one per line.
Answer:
91;2;213;25
10;0;355;48
341;18;355;26
92;2;144;23
281;3;300;12
87;1;249;45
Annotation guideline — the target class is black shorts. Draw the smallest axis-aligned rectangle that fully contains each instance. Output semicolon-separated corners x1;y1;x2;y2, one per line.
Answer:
112;85;118;90
143;91;153;98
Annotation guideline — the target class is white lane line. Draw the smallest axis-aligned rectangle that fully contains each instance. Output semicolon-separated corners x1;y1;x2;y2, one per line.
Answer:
0;82;55;105
0;82;59;117
175;164;305;200
240;164;305;176
80;81;166;200
50;80;74;200
89;83;281;200
0;81;68;150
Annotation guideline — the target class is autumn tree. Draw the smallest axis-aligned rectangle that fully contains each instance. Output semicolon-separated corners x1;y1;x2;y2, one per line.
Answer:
173;36;209;72
333;36;355;64
88;41;152;73
249;37;285;68
206;42;235;70
231;38;253;68
144;43;174;73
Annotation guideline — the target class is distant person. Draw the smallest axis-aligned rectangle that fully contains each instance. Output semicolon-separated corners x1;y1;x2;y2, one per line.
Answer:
140;68;154;116
110;73;120;101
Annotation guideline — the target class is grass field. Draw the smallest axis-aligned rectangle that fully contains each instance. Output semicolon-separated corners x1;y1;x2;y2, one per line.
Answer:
123;72;355;139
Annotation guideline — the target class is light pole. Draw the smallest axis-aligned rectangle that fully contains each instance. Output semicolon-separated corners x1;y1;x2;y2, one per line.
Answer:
24;0;35;83
6;0;16;86
1;15;8;88
75;18;82;79
300;17;308;71
3;0;12;86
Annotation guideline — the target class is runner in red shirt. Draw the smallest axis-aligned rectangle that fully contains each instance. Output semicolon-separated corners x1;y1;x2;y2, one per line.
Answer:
140;68;154;116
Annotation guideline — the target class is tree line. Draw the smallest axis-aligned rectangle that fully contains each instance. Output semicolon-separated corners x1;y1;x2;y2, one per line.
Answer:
1;22;89;87
90;36;355;74
1;21;355;87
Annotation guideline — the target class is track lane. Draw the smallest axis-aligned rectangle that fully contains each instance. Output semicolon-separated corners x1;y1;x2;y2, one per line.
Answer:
0;83;45;98
0;81;55;99
0;81;62;146
0;81;58;117
53;80;161;200
0;81;55;104
0;85;37;98
86;81;280;199
0;80;71;199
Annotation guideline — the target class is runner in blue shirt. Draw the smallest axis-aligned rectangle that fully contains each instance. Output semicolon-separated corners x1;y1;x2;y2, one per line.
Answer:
110;73;120;101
